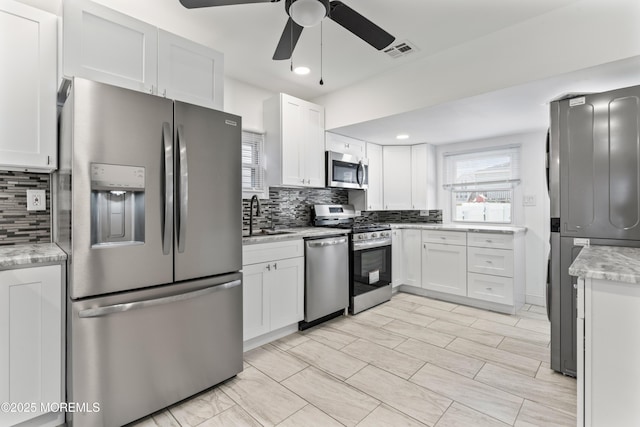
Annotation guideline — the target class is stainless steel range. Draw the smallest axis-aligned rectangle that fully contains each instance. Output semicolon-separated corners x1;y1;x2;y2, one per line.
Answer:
312;205;392;314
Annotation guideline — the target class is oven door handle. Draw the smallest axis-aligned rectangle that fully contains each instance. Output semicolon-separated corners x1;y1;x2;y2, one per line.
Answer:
353;239;392;251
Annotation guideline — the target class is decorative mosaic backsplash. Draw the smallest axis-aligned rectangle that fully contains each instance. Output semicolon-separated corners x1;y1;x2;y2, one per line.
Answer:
0;171;51;245
242;187;442;231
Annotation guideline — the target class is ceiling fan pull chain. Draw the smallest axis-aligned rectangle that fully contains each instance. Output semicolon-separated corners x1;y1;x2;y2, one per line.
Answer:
319;20;324;85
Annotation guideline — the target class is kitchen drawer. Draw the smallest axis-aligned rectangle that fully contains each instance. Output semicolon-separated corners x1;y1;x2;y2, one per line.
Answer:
467;232;513;250
422;230;466;246
467;246;514;277
243;239;304;265
468;272;513;305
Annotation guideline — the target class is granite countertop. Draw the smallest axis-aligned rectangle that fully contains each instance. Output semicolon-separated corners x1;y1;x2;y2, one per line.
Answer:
390;223;527;234
0;243;67;269
569;245;640;284
242;227;350;245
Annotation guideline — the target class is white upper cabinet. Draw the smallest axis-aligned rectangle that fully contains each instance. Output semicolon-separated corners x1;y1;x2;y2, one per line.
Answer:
63;0;158;94
264;93;325;188
325;132;366;158
63;0;224;109
366;142;384;210
411;144;436;210
158;30;224;110
383;146;412;210
0;1;57;172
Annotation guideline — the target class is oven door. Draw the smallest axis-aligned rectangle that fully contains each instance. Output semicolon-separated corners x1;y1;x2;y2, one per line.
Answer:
351;241;391;296
327;151;368;189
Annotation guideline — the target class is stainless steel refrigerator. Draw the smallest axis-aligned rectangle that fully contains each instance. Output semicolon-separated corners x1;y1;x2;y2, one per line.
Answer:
55;78;243;426
548;84;640;377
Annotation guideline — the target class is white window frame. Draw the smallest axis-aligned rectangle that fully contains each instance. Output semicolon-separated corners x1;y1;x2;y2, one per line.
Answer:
241;130;267;199
443;145;521;224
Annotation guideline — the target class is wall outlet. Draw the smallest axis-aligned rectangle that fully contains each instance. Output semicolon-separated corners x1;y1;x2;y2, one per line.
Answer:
26;189;46;211
523;195;537;206
419;210;429;216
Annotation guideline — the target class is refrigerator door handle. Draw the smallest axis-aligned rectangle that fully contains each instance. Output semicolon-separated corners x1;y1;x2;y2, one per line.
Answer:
177;125;189;253
162;122;173;255
546;257;551;321
78;280;242;318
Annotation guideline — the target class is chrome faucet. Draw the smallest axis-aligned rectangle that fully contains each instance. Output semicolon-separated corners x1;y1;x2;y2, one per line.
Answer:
249;195;261;236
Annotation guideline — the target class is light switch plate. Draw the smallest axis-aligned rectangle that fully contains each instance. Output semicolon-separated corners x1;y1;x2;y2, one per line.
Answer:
523;195;537;206
26;189;46;211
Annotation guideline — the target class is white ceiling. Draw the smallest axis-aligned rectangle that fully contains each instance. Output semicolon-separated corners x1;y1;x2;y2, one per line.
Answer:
20;0;640;145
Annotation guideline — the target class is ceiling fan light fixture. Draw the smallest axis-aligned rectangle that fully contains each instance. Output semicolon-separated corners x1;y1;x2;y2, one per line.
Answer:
293;66;311;75
289;0;328;28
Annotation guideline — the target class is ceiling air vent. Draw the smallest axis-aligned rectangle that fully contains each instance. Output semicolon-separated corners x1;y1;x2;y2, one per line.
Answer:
383;40;418;59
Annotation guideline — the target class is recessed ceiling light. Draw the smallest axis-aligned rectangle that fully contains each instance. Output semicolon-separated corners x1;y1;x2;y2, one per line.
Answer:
294;66;311;75
396;134;410;140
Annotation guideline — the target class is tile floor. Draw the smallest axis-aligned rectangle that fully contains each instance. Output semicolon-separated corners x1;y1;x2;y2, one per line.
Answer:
131;292;576;427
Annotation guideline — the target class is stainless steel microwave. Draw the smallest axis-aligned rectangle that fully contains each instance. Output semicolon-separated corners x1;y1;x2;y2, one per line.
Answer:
326;151;368;189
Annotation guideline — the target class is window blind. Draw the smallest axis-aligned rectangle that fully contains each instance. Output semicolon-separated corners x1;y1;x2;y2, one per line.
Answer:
241;130;264;193
443;146;521;190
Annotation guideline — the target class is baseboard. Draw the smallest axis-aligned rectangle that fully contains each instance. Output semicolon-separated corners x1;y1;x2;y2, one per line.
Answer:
526;294;546;307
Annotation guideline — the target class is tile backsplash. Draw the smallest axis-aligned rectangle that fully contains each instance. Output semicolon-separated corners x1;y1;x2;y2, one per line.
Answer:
242;187;442;230
0;171;51;245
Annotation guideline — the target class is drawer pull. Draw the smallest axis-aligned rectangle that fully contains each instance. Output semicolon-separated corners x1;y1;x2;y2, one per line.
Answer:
486;239;493;243
485;287;493;291
485;260;493;264
440;236;446;240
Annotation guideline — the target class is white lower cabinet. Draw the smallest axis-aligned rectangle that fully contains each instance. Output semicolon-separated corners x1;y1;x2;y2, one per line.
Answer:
391;229;403;287
242;240;304;342
421;240;467;296
0;265;63;427
402;229;422;287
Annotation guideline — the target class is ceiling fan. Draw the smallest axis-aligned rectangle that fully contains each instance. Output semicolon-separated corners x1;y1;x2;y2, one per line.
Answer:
179;0;396;60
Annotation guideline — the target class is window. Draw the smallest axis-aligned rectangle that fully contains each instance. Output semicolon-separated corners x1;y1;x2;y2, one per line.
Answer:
241;130;265;197
443;146;520;223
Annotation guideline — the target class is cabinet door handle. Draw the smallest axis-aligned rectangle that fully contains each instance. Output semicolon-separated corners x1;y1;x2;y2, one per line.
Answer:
266;264;271;271
301;178;305;184
150;85;155;94
273;263;278;270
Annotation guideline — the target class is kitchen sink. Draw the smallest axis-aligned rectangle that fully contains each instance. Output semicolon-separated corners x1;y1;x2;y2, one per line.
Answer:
243;229;294;237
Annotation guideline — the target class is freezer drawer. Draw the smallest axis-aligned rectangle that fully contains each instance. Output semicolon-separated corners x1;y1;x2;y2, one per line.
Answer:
67;273;242;427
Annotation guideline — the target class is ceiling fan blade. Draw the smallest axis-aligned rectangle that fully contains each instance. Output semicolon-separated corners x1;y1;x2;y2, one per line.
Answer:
273;18;304;60
179;0;279;9
328;1;394;50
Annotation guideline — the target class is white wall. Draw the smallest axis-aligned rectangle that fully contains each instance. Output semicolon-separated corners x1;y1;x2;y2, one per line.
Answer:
224;77;275;133
436;130;549;305
314;0;640;130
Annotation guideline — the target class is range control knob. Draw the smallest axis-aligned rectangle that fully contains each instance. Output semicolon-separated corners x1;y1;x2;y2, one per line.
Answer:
358;235;364;240
371;233;378;238
382;232;389;237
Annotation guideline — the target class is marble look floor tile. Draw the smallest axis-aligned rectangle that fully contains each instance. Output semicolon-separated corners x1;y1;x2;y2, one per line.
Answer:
514;399;576;427
535;362;577;391
287;339;367;381
271;332;310;351
515;317;550;335
413;305;477;326
220;366;306;426
169;388;235;426
434;402;510;427
497;337;550;363
243;344;308;382
349;309;394;327
282;367;379;427
130;410;181;427
395;338;484;378
446;338;540;377
471;319;549;346
331;318;407;348
385;298;422;312
410;364;523;425
304;325;359;350
346;365;452;426
427;320;504;347
371;305;436;327
198;405;262;427
451;305;519;326
382;319;456;348
277;404;343;427
341;338;425;379
475;363;576;416
356;404;428;427
527;304;547;315
395;292;459;311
